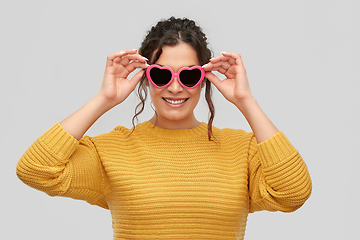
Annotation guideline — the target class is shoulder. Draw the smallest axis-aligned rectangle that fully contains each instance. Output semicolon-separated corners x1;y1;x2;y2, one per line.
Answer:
86;125;134;144
211;125;254;147
212;125;253;139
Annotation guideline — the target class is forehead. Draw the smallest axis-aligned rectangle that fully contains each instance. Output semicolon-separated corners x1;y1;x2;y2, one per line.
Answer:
155;42;199;71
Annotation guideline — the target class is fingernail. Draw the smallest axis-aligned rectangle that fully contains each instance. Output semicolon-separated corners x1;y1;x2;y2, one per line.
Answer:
202;63;208;68
119;51;125;54
221;51;227;54
142;56;149;61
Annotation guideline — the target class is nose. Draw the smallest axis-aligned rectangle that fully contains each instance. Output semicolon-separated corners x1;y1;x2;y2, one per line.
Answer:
167;77;183;93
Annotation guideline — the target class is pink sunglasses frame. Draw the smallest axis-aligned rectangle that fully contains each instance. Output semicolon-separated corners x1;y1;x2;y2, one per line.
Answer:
146;64;205;89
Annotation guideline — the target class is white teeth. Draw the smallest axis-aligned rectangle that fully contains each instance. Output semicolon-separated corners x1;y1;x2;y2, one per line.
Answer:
164;98;187;104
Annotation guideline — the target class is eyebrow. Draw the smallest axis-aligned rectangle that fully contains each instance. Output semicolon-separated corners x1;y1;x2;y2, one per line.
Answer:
156;64;197;67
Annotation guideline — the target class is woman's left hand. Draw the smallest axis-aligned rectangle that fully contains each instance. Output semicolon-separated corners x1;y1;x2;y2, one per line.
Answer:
203;52;279;142
202;52;253;108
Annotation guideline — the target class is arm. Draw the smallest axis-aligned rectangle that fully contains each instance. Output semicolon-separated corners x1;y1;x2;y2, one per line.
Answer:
61;49;148;140
203;53;311;211
247;132;312;212
203;52;277;143
17;50;148;206
16;123;110;208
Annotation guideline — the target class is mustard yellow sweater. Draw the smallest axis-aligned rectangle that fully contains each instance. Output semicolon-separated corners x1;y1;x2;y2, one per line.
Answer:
17;121;311;240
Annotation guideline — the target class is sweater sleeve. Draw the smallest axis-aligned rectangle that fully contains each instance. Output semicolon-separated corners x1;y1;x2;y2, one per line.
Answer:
248;131;312;213
16;123;110;209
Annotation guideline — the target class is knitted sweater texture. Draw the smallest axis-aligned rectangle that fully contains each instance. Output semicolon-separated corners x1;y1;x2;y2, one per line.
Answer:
17;121;312;239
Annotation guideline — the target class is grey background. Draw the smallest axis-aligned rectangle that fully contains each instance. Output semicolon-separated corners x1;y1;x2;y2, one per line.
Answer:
1;0;359;239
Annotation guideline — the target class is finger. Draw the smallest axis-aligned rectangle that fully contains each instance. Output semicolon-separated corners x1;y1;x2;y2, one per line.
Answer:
118;54;148;66
209;52;231;62
207;66;228;75
106;49;138;67
128;70;145;88
107;49;137;61
209;54;225;63
125;61;149;73
114;62;148;80
215;52;247;76
204;71;222;87
202;62;212;71
221;52;244;67
209;61;231;70
203;61;231;75
210;55;236;66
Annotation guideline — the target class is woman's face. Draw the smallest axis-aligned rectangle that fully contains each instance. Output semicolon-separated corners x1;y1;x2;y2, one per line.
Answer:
148;42;203;129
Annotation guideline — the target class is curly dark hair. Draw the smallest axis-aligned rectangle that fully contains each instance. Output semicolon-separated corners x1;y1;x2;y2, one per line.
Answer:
133;17;215;140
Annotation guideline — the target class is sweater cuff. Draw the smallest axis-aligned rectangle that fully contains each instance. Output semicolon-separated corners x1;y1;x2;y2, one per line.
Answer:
39;122;79;161
257;131;296;168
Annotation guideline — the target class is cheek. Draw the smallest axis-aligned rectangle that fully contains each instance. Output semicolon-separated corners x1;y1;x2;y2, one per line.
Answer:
148;85;163;103
148;89;156;103
189;88;202;104
148;83;156;95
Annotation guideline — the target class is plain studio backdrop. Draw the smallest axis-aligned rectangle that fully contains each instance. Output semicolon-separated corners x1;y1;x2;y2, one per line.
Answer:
1;0;358;239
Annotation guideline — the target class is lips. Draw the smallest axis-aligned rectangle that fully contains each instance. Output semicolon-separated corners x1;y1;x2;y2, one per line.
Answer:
163;98;188;105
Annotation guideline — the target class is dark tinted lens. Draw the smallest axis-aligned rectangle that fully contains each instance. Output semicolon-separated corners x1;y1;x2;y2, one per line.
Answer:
179;69;202;87
150;68;172;86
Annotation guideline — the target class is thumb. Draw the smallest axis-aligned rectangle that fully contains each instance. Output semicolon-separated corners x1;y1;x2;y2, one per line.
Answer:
129;70;145;89
205;72;223;91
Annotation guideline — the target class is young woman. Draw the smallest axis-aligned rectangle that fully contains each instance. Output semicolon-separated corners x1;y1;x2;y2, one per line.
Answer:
17;17;312;239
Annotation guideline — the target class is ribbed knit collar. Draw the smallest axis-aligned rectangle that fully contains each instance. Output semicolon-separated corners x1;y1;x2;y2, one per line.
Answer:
135;121;208;140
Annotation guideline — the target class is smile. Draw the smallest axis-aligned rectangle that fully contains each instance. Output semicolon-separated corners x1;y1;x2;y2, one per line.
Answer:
163;98;188;105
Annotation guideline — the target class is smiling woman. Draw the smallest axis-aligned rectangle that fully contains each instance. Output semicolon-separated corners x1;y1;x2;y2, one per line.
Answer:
16;17;312;240
147;42;204;129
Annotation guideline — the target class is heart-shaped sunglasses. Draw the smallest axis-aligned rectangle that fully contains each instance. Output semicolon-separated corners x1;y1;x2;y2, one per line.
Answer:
145;65;205;89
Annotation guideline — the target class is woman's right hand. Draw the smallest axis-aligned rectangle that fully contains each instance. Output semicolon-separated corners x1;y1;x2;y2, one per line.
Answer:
98;49;149;109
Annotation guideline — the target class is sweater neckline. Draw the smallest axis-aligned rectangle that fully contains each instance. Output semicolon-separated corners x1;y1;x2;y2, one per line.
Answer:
135;121;208;140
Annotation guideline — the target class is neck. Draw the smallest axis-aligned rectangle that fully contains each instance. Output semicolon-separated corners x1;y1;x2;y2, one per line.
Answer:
148;114;201;129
